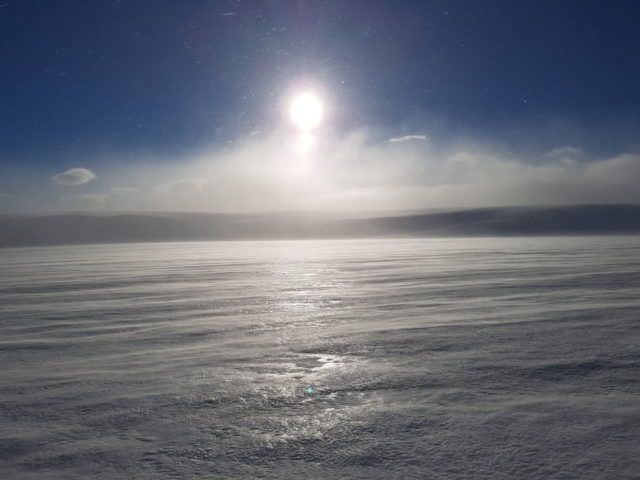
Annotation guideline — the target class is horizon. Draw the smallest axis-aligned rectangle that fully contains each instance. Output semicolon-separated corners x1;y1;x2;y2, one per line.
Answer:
3;201;640;217
2;204;639;249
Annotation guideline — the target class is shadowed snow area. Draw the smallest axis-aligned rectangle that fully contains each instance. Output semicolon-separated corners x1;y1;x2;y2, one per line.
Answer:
1;237;639;479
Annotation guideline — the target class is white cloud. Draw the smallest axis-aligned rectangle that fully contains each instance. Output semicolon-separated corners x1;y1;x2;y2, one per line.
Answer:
388;134;427;143
52;168;96;186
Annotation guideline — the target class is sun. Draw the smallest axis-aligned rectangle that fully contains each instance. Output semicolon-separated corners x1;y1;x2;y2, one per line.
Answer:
289;92;323;132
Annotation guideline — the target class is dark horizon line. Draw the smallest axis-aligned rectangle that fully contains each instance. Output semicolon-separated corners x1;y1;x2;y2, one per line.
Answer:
3;202;640;219
1;204;640;248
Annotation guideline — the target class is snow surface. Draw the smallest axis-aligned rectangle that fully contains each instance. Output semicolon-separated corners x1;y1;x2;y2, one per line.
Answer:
1;237;639;479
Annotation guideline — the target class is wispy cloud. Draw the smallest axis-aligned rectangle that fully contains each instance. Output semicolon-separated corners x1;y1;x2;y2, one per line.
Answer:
52;168;96;186
388;134;427;143
545;146;583;159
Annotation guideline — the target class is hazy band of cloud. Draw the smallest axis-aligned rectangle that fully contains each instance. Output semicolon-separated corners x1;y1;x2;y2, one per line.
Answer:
52;168;96;186
87;130;640;212
2;126;640;213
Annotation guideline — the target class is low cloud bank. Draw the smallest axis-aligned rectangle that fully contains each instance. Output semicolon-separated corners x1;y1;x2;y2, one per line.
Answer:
3;128;640;213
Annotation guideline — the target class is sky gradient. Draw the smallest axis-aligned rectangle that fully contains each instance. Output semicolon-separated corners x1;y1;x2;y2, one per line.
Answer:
1;0;640;212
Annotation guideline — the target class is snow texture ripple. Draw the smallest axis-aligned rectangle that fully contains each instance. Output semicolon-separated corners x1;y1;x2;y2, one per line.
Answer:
1;237;639;479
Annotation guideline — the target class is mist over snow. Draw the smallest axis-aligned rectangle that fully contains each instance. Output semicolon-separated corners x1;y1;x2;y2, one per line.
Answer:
2;127;640;214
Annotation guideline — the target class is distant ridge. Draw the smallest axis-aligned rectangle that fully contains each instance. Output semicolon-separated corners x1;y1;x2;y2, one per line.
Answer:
1;205;639;248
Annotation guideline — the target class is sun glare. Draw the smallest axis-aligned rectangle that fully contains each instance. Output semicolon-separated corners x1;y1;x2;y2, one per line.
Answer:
289;92;323;132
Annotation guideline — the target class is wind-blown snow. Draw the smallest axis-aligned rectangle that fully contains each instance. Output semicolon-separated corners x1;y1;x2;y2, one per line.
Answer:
1;237;639;479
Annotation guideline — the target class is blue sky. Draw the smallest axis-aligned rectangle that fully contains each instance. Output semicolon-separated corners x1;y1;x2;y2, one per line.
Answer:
1;1;640;212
